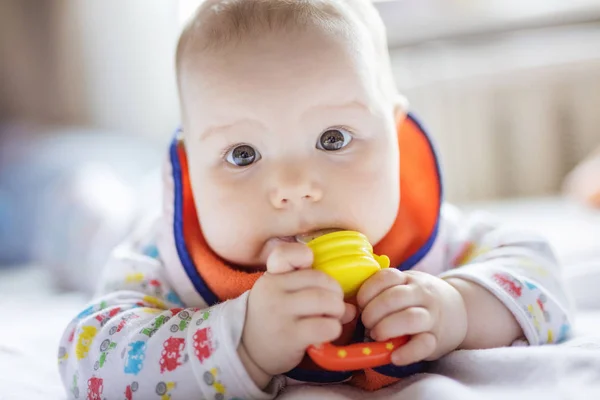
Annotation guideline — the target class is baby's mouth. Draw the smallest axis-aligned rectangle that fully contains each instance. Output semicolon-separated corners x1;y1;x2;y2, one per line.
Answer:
294;228;341;244
275;236;297;243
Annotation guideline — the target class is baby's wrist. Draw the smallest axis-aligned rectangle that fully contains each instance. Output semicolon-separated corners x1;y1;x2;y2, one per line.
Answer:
238;341;272;390
438;278;469;352
445;277;522;349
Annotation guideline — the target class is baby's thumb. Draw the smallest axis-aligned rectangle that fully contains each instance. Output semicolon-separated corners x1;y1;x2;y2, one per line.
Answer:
266;242;314;274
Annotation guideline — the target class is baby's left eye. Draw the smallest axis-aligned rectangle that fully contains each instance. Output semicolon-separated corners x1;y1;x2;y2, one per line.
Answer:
316;128;352;151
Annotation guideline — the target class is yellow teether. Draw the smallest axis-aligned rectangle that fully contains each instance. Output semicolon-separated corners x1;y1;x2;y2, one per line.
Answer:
306;231;390;298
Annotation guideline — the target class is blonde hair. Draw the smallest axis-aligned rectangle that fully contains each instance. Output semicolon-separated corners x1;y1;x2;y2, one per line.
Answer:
176;0;401;103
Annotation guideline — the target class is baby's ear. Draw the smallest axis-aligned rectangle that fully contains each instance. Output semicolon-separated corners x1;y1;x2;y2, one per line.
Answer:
393;94;409;124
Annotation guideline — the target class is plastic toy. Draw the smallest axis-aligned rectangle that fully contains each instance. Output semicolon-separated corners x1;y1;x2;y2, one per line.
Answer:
301;230;409;371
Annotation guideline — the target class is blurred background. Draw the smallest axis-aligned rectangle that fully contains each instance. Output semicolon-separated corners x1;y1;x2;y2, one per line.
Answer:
1;0;600;293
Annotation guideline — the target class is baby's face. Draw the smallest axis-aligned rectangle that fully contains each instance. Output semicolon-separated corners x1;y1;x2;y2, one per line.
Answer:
180;28;400;268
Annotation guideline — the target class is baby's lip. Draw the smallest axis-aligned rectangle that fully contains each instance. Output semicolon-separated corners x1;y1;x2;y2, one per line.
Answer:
294;228;342;244
275;236;297;243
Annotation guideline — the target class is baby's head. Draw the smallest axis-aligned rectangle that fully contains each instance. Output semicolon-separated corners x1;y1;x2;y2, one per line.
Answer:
176;0;405;268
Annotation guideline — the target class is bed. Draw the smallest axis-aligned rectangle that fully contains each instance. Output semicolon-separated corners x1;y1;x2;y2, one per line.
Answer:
1;197;599;399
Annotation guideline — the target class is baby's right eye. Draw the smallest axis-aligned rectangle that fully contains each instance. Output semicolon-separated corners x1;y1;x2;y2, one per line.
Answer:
225;144;261;167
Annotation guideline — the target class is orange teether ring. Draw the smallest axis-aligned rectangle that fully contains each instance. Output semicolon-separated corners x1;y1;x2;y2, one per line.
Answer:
307;336;409;371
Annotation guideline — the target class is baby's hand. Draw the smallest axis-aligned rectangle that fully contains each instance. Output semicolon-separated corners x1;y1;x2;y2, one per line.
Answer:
241;242;355;386
357;269;467;366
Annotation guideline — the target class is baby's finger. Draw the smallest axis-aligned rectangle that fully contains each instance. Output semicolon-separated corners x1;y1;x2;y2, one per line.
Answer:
361;284;423;329
288;288;345;319
370;307;433;341
341;303;357;325
266;242;314;274
356;268;409;309
277;269;343;295
390;332;437;366
296;317;343;348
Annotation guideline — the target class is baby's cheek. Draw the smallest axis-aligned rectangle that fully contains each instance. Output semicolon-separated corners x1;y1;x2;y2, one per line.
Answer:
336;167;398;243
359;138;398;183
353;144;398;192
196;187;266;265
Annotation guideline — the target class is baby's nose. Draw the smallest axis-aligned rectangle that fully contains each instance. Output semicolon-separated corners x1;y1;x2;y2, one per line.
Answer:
269;182;323;209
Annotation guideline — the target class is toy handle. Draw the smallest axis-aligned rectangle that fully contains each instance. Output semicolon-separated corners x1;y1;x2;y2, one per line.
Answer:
307;336;409;371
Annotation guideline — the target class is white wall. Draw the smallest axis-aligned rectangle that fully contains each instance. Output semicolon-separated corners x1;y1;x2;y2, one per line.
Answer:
391;25;600;202
71;0;181;140
378;0;600;47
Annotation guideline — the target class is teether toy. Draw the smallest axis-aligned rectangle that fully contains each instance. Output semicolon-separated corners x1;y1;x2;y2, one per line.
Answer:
300;230;409;371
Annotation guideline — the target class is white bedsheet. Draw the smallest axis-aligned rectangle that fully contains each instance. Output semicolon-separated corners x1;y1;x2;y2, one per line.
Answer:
280;338;600;400
1;198;599;400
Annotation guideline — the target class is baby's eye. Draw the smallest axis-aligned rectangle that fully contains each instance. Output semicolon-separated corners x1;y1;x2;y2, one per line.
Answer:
317;128;352;151
225;144;261;167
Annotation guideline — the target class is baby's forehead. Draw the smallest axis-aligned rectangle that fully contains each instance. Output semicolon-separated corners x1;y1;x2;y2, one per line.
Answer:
180;31;376;124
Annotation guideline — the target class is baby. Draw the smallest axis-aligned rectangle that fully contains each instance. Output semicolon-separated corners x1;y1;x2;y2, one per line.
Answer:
58;1;573;398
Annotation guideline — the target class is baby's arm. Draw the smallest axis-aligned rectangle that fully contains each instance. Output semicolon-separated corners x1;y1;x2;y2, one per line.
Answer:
439;204;573;347
58;239;281;399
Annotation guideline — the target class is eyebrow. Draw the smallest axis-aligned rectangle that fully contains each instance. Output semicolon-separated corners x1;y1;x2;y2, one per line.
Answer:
313;100;371;113
199;118;256;141
199;101;370;141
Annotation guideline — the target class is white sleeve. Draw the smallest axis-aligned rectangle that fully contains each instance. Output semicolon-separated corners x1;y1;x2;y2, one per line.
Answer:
437;204;574;346
57;236;284;400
